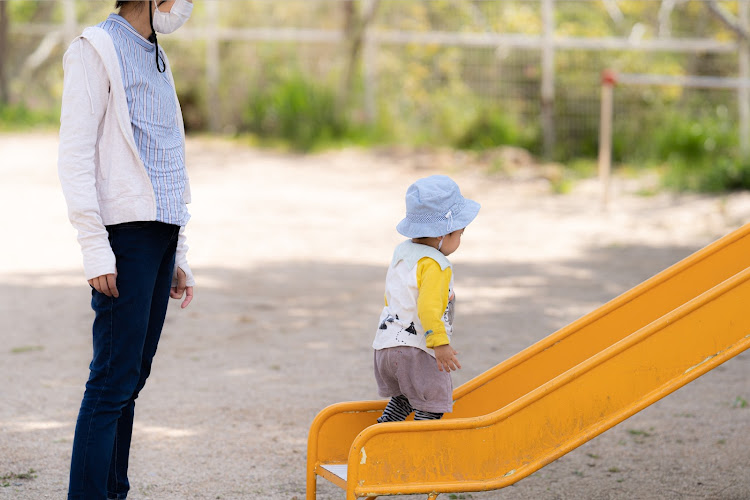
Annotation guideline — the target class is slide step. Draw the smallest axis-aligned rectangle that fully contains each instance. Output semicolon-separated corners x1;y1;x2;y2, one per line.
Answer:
321;464;348;481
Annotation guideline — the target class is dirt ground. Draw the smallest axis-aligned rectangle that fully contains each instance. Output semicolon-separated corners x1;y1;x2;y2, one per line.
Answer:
2;132;750;500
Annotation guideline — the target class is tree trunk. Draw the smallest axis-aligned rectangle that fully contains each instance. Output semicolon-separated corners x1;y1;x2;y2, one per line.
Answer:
339;0;380;111
0;1;9;105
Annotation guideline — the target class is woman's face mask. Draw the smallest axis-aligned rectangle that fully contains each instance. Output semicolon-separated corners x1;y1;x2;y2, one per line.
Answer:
152;0;193;34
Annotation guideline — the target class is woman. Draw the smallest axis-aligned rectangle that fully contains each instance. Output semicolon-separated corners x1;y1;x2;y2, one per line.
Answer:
58;1;195;498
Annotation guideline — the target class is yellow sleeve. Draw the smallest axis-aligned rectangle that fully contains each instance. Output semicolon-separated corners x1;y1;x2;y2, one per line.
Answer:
416;257;452;348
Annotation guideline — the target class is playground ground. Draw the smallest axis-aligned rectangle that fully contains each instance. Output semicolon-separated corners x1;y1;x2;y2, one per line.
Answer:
1;132;750;500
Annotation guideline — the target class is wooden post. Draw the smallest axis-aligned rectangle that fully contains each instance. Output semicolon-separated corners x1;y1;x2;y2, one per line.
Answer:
739;0;749;157
63;0;77;45
363;31;377;125
541;0;555;159
598;69;616;209
206;0;220;133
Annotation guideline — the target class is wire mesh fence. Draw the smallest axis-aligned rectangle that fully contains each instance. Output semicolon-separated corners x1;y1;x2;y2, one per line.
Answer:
1;0;747;162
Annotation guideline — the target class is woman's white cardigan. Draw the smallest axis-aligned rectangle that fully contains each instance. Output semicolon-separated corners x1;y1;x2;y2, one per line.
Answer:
58;26;194;286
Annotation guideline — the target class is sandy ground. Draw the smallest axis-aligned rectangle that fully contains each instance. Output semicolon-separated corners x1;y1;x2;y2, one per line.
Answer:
2;132;750;500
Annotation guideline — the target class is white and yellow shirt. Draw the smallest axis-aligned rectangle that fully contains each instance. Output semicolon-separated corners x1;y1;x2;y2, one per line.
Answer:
373;240;455;357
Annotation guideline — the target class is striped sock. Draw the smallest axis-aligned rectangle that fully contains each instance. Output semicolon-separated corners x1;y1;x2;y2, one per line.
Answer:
377;395;413;423
414;409;443;421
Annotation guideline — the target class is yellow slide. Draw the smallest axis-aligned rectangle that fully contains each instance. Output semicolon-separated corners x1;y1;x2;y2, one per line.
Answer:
307;223;750;500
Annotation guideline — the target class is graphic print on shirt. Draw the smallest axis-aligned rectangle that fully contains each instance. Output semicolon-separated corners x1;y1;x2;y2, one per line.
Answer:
379;314;418;345
379;314;398;330
394;321;418;345
443;289;455;328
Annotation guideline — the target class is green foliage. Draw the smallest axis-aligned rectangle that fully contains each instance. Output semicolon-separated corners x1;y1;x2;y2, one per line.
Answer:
4;0;749;195
454;108;538;152
545;158;597;195
651;106;735;163
662;156;750;193
645;106;750;193
8;1;48;23
241;72;379;151
0;103;59;131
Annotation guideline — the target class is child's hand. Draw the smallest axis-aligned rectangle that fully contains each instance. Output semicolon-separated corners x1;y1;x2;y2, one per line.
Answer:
434;344;461;372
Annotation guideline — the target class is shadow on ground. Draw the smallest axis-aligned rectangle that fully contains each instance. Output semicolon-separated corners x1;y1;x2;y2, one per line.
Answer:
5;239;750;500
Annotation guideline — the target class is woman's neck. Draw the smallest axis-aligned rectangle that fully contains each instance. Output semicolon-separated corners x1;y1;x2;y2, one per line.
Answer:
119;1;153;40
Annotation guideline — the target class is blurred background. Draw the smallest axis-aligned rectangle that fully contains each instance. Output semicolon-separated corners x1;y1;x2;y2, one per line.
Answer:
4;3;750;498
1;0;749;192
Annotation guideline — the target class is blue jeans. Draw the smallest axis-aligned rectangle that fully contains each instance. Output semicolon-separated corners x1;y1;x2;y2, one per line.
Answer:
68;221;179;500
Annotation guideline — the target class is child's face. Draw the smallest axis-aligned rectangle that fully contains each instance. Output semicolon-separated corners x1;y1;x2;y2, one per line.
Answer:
440;228;465;256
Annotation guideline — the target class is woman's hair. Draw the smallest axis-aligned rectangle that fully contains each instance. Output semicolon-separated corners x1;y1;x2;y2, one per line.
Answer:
115;1;145;10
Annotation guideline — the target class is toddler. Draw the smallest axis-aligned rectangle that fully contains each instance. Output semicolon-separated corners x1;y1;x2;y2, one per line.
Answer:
373;175;480;422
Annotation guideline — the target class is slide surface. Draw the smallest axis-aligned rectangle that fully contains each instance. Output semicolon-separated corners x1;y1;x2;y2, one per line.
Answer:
307;224;750;500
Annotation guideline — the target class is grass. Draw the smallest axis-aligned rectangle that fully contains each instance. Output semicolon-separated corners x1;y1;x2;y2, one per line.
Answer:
627;428;654;445
627;428;653;437
10;345;44;354
1;469;37;487
549;177;574;195
732;396;748;408
549;158;597;195
635;186;660;197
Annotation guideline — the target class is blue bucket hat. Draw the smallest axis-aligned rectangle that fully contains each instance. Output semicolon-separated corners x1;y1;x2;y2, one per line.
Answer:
396;175;480;238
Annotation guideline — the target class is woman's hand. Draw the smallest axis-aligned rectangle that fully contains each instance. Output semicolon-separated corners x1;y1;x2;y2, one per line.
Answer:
434;344;461;372
171;267;193;308
88;273;119;298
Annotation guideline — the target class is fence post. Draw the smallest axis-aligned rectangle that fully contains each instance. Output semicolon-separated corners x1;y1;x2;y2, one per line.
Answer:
363;33;377;125
206;0;220;133
739;0;749;157
362;0;379;125
63;0;77;45
598;69;616;209
541;0;556;159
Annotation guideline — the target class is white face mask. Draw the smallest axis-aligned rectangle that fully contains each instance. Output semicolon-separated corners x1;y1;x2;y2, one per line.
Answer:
152;0;193;34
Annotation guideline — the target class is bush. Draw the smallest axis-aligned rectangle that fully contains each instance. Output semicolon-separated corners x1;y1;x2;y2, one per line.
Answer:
454;107;539;152
615;105;746;193
0;103;59;131
663;156;750;193
650;107;736;165
242;73;353;151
